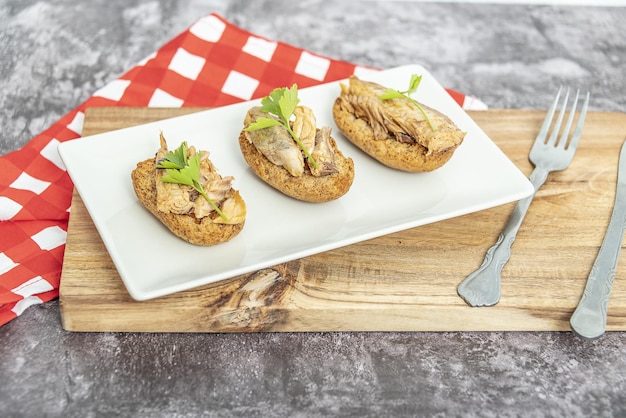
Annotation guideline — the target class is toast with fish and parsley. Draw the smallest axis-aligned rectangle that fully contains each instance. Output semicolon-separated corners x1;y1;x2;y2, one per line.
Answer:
332;75;465;172
131;133;246;246
239;85;354;202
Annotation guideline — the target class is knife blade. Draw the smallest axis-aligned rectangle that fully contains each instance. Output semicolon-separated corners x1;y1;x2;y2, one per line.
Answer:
570;138;626;339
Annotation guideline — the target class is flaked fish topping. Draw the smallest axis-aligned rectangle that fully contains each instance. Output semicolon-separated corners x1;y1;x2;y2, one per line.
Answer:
243;105;339;177
156;182;194;215
309;126;338;176
292;106;317;155
336;76;465;155
154;133;245;224
244;107;305;176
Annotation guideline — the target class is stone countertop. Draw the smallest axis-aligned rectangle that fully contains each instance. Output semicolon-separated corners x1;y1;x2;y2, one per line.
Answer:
1;1;625;416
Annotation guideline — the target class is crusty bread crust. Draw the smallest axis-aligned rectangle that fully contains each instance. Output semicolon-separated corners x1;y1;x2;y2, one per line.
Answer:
238;130;354;202
131;159;244;246
332;98;458;172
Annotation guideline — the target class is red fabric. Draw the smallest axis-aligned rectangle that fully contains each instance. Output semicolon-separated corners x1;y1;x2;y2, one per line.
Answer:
0;13;473;325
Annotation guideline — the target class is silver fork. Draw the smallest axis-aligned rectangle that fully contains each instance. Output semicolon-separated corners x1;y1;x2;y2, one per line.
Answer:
457;87;590;307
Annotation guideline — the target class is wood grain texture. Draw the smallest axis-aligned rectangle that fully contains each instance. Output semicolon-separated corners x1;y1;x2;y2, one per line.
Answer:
59;107;626;332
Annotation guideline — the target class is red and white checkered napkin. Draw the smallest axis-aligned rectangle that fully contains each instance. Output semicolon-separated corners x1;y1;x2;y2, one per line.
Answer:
0;13;485;325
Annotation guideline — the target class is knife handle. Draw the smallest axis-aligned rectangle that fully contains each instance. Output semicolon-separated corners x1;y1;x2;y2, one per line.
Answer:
570;206;626;339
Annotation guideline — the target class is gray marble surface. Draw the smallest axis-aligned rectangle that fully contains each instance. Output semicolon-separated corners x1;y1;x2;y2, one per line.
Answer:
1;1;626;416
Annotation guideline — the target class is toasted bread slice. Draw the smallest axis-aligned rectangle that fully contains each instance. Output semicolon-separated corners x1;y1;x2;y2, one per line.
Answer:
332;76;465;172
131;157;245;246
238;129;354;202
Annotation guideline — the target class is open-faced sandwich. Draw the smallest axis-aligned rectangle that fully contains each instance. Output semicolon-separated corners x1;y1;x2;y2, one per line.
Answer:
131;132;246;246
238;84;354;202
333;74;466;172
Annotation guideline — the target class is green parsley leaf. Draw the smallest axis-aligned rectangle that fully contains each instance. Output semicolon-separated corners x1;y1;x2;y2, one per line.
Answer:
157;142;228;221
276;84;299;118
156;160;185;169
156;141;187;169
244;84;318;169
244;117;283;131
160;168;191;186
407;73;422;95
380;74;435;131
379;89;405;101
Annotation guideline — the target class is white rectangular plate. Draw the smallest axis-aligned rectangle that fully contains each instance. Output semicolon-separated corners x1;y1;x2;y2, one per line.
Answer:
58;64;533;301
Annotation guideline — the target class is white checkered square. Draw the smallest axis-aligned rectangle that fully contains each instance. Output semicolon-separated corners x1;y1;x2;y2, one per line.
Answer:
12;276;54;298
189;15;226;42
148;88;185;107
0;252;18;275
31;225;66;251
294;51;330;81
221;70;259;100
243;36;277;62
93;79;131;101
0;197;23;220
11;296;44;316
66;111;84;135
40;139;65;170
169;48;206;80
10;172;51;194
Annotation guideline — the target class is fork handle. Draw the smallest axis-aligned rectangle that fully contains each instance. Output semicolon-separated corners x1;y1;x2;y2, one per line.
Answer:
457;166;549;306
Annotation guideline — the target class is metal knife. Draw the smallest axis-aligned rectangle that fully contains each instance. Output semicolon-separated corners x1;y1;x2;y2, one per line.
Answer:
570;138;626;339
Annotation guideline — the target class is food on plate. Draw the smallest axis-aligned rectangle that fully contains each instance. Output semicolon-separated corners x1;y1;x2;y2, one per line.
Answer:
332;74;466;172
239;84;354;202
131;133;246;246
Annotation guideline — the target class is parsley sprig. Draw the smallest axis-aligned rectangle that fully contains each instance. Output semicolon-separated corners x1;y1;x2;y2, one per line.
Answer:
380;74;435;131
244;84;318;169
156;141;228;221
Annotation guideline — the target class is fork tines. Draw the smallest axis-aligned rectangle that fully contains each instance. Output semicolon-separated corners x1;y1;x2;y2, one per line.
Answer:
543;86;590;149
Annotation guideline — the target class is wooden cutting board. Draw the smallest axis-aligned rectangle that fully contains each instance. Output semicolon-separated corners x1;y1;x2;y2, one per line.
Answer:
59;107;626;332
